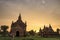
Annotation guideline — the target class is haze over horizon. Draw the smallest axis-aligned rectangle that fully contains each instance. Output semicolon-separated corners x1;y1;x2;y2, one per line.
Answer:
0;0;60;32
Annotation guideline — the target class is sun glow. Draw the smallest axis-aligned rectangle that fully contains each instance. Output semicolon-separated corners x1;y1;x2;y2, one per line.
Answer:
0;0;60;32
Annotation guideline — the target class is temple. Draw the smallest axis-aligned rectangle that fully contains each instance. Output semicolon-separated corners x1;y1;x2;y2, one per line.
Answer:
10;14;27;37
39;24;60;37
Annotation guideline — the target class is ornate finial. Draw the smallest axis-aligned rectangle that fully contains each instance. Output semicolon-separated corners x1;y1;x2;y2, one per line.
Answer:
49;24;51;27
11;21;14;26
25;21;27;26
39;28;42;32
12;21;14;24
18;13;21;20
40;28;41;30
44;25;45;28
25;21;27;24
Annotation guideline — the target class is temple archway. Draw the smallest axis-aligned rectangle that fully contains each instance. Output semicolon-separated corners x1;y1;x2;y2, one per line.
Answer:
16;31;19;37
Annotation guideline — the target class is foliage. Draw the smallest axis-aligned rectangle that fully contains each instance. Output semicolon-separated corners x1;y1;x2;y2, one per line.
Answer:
0;36;60;40
27;30;36;36
1;25;9;36
1;25;8;31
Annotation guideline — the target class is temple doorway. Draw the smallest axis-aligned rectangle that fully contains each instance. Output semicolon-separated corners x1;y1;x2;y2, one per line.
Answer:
16;31;19;37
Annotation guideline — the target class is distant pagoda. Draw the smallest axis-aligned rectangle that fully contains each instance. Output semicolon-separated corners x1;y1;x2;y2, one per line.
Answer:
39;24;60;37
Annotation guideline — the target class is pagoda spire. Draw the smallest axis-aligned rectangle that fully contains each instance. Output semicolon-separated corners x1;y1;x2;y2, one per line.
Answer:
18;13;21;20
49;24;52;28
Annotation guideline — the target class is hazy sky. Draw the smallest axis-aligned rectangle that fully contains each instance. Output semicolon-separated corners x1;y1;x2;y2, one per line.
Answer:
0;0;60;32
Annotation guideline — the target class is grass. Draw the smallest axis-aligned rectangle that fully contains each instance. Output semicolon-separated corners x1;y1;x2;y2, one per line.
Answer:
0;36;60;40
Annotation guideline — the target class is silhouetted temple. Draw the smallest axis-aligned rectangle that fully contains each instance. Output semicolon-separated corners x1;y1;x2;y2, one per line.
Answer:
10;14;27;37
39;24;60;37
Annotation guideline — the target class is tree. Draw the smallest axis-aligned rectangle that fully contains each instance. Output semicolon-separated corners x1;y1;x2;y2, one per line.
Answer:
28;30;36;36
1;25;9;36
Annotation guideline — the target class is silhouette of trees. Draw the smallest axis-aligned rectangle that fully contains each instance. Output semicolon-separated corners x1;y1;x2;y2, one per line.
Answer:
1;25;9;36
28;30;36;36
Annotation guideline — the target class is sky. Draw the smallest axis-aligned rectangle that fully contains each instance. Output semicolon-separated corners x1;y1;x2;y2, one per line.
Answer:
0;0;60;32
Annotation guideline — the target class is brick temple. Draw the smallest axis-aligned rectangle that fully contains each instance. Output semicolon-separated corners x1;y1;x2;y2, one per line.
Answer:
10;14;27;37
39;24;60;37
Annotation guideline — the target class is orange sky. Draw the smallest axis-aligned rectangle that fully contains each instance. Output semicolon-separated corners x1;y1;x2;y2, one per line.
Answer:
0;0;60;32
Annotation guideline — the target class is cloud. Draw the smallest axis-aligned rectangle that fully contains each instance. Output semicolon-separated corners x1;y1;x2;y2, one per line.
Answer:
0;0;60;31
0;0;60;19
